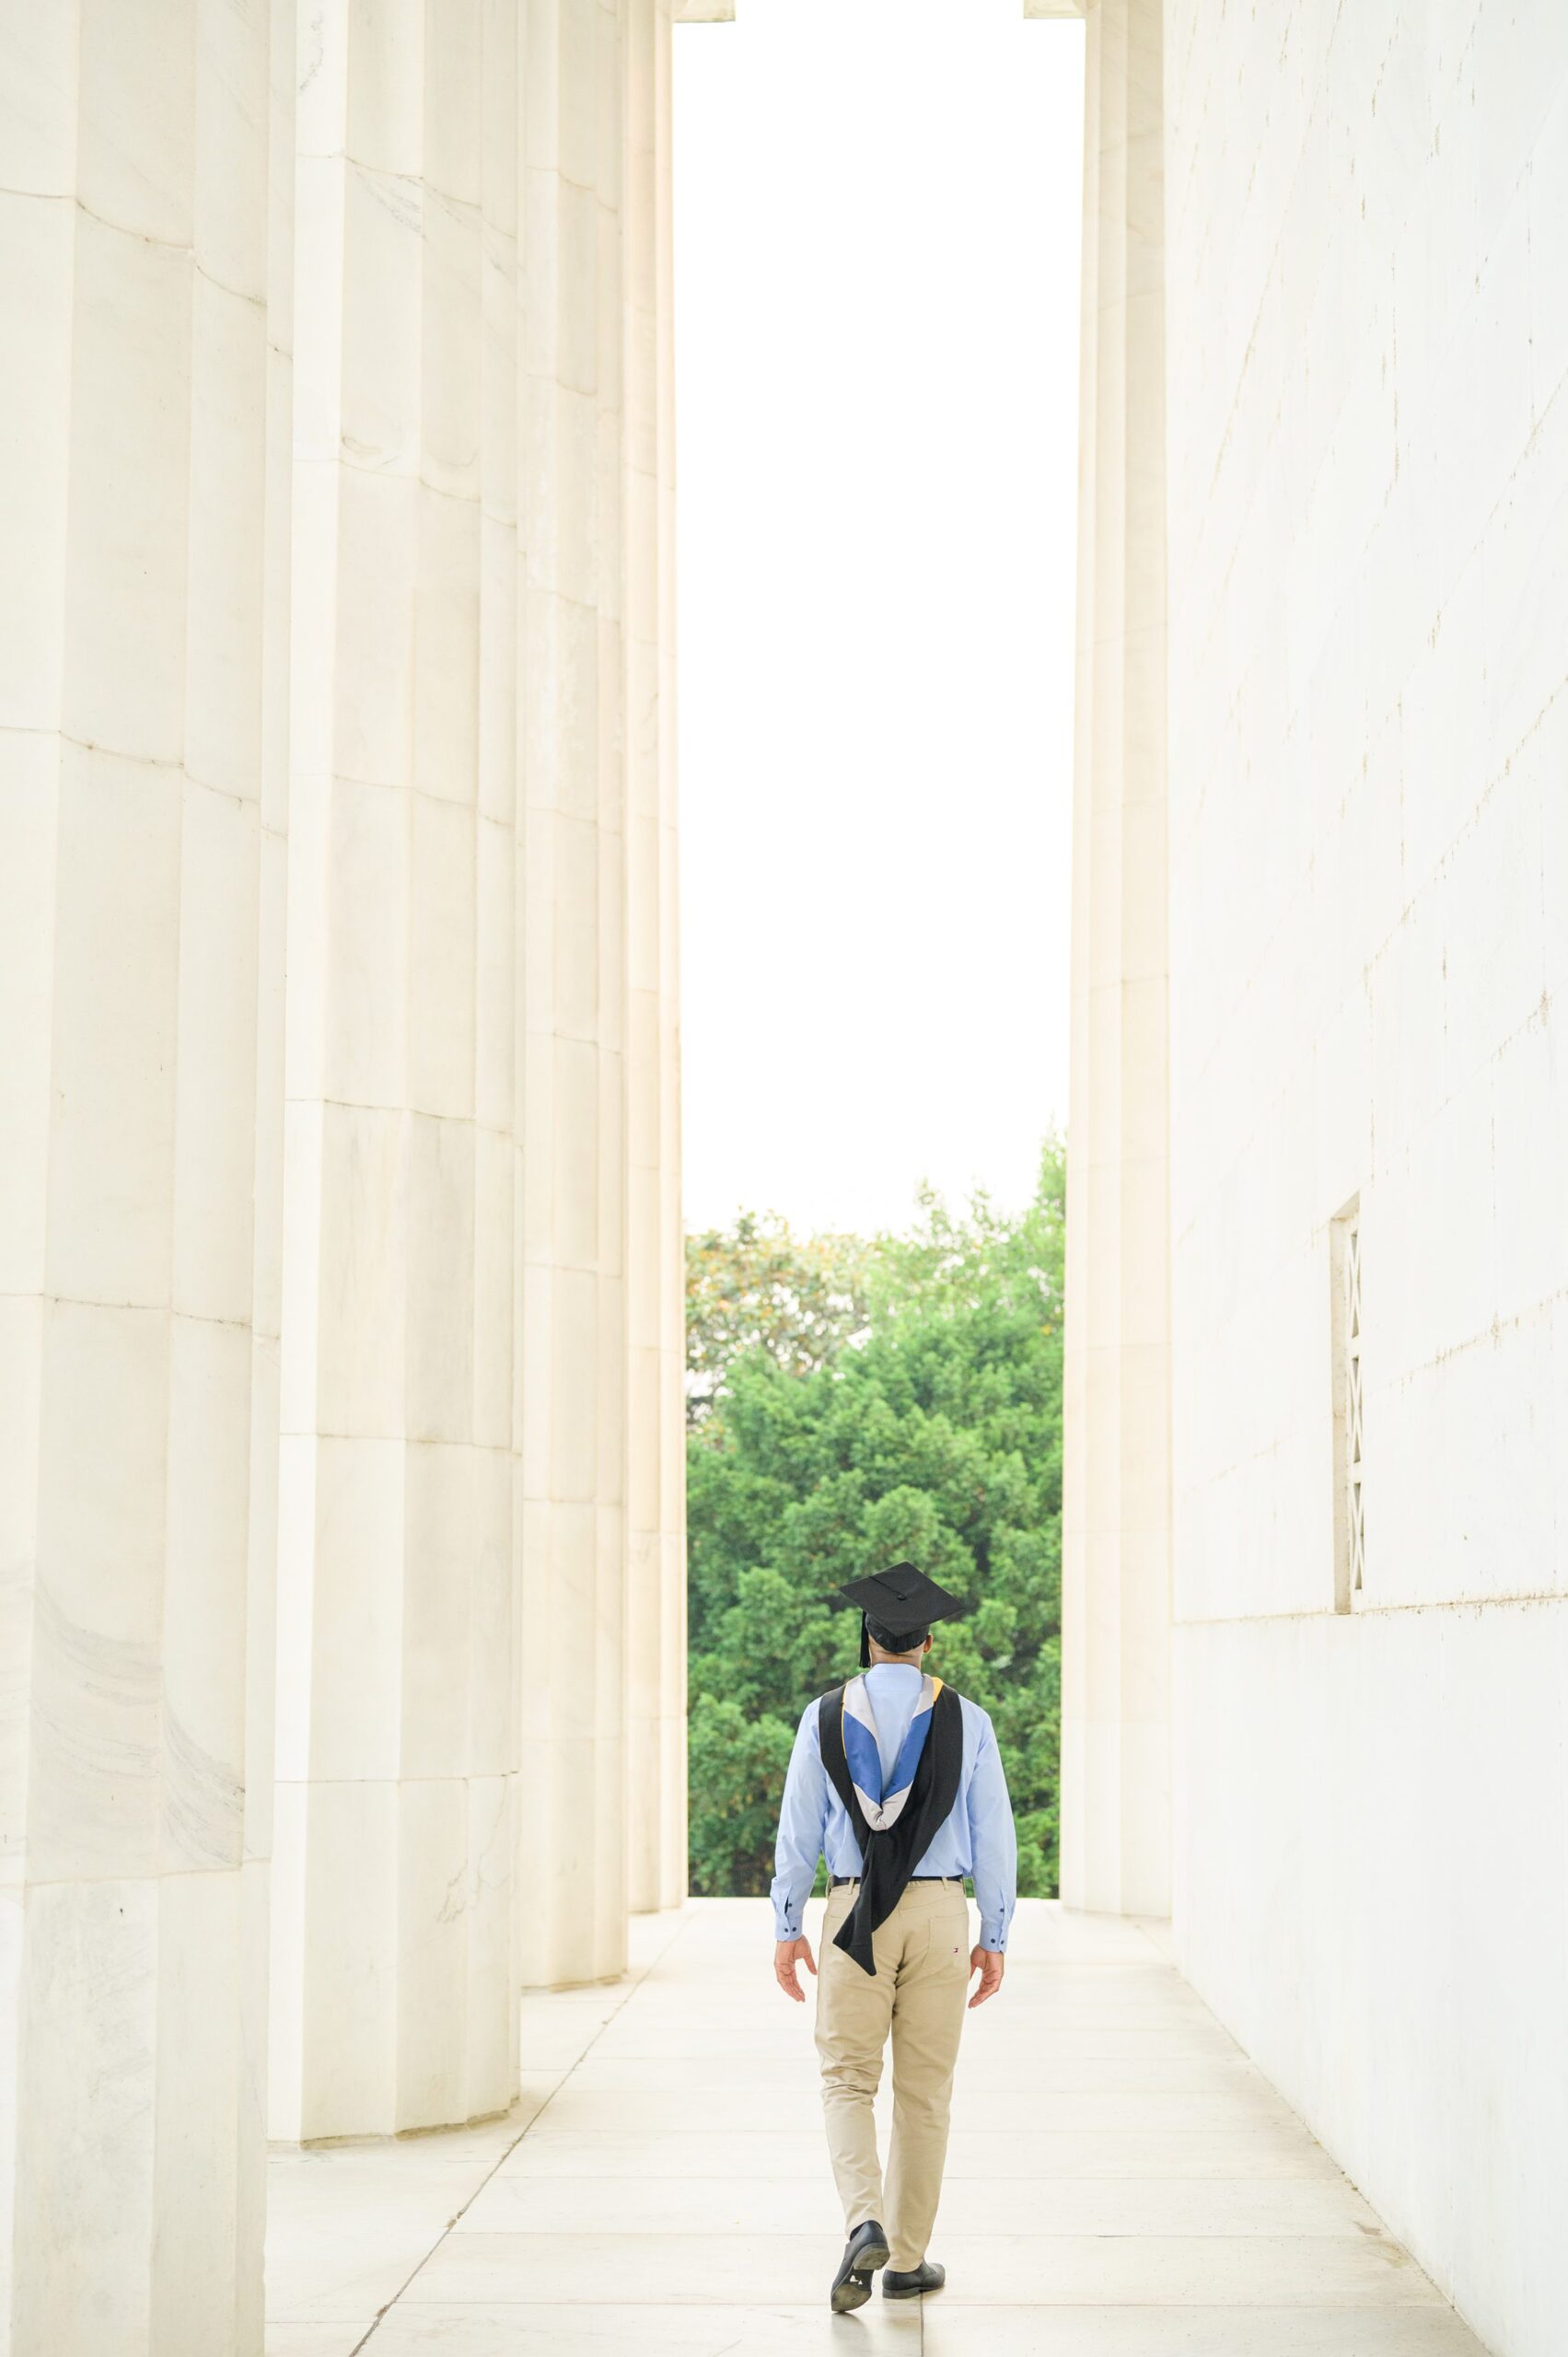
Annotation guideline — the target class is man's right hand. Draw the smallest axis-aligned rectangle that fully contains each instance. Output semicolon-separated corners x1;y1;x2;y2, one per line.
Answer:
774;1936;817;2002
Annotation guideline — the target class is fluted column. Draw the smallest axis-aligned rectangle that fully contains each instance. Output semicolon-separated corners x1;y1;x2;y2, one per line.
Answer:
1059;0;1172;1918
623;0;689;1916
515;0;632;1991
0;0;291;2345
270;0;520;2138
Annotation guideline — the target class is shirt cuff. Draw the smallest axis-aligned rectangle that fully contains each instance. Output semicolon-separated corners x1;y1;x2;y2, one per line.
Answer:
979;1920;1008;1953
773;1890;807;1942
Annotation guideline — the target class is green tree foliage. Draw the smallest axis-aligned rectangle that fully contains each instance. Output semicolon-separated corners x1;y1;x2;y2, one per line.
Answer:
685;1213;873;1425
686;1144;1064;1901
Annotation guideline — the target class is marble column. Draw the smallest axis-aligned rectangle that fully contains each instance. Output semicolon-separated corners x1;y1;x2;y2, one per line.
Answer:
623;0;689;1917
0;1;292;2347
514;0;632;1992
270;0;519;2139
1059;0;1173;1919
269;0;686;2115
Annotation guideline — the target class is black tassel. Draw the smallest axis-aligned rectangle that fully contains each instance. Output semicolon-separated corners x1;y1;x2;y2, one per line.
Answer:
858;1613;871;1668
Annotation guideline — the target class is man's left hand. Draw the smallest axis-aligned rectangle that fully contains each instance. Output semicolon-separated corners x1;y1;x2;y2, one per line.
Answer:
774;1936;818;2002
968;1945;1005;2007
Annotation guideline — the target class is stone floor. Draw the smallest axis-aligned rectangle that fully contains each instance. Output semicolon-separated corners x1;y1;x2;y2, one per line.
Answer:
266;1898;1491;2356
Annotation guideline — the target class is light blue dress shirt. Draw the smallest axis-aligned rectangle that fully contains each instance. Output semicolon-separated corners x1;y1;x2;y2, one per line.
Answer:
771;1662;1018;1953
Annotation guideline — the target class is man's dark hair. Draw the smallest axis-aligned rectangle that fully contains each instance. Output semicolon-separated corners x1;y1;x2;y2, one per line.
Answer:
865;1619;929;1655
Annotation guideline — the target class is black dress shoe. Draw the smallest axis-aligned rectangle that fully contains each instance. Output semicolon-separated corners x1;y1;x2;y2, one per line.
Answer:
830;2218;890;2313
882;2259;946;2299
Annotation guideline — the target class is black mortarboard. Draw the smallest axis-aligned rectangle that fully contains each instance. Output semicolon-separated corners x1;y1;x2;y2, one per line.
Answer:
839;1562;966;1668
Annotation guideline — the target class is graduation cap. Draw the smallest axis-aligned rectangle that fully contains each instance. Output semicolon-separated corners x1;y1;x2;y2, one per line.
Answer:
839;1562;967;1669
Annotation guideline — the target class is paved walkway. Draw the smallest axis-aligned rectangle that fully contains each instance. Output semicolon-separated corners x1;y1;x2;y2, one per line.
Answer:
266;1898;1490;2355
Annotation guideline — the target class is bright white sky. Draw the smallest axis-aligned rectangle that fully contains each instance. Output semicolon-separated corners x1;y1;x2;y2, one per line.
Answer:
673;0;1084;1239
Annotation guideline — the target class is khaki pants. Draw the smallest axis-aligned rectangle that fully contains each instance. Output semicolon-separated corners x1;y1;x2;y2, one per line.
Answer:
813;1876;970;2271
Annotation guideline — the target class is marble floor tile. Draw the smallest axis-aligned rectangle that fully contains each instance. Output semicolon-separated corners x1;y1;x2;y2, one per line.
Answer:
264;1900;1487;2357
399;2230;1446;2310
921;2310;1493;2356
494;2124;1344;2180
266;2248;443;2325
263;2327;360;2357
272;2304;1487;2357
453;2171;846;2236
456;2169;1379;2240
366;2303;923;2354
525;2080;1298;2134
626;1907;690;1965
587;2017;1244;2062
927;2234;1445;2306
564;2048;1276;2096
518;1993;626;2072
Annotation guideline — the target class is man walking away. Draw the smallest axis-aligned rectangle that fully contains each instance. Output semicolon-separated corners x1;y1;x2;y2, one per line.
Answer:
771;1562;1017;2313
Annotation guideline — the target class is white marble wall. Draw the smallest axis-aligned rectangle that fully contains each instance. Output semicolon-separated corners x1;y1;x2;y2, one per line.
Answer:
1164;6;1568;2351
1060;0;1172;1921
0;0;293;2346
